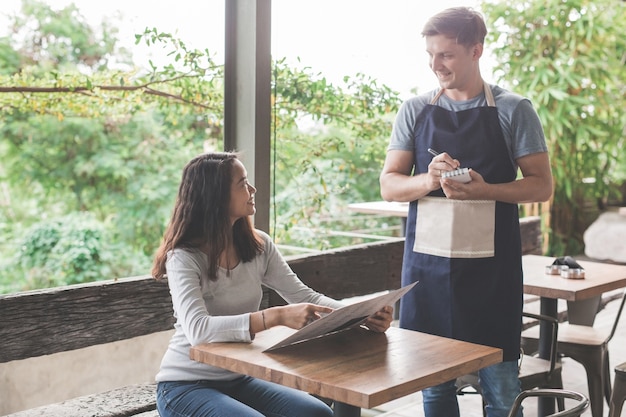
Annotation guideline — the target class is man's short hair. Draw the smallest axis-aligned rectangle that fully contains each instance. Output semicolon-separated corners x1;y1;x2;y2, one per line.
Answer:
421;7;487;47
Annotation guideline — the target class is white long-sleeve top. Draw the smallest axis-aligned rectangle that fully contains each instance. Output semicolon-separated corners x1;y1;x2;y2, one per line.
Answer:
155;230;344;382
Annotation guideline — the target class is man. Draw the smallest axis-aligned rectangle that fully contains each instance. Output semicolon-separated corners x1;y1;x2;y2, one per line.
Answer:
379;7;553;417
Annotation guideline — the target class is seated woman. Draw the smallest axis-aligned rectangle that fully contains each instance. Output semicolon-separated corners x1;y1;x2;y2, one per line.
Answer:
152;151;394;417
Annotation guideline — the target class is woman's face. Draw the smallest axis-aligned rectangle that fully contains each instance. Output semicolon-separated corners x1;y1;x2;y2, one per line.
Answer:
228;159;256;223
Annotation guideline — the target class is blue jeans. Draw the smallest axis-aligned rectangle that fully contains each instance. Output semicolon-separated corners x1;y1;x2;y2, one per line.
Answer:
422;360;522;417
157;376;334;417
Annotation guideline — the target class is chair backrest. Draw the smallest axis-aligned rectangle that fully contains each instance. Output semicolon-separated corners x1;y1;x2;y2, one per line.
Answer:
522;311;559;374
607;289;626;343
507;389;589;417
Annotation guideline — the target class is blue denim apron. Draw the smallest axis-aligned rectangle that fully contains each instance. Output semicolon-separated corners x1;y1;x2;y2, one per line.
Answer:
399;84;522;361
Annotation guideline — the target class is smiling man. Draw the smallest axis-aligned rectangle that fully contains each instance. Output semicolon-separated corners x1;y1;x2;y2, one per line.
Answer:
379;7;553;417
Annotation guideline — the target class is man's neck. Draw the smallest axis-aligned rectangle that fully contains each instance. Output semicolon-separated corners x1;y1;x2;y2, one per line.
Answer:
443;76;485;102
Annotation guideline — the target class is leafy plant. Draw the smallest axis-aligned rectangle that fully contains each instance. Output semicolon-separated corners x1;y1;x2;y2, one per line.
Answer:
0;1;401;292
13;212;146;289
482;0;626;254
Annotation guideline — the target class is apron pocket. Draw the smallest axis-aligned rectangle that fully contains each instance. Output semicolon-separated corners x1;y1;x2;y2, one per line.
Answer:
414;197;495;258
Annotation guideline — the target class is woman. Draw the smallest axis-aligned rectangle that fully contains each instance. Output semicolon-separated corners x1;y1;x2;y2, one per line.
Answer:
152;152;393;417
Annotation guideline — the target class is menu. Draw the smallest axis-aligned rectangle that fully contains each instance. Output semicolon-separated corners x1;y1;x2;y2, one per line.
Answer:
263;281;418;352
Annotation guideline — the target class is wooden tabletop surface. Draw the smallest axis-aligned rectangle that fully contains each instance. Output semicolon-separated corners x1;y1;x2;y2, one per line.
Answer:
347;201;409;218
523;254;626;301
190;326;502;409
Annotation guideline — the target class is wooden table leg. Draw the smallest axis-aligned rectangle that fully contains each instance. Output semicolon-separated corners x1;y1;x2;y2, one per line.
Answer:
333;402;361;417
538;297;558;416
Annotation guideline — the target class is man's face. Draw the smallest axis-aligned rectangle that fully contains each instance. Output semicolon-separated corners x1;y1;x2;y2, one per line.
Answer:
425;34;482;92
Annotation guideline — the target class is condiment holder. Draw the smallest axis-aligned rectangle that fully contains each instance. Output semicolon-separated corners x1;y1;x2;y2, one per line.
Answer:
544;256;585;279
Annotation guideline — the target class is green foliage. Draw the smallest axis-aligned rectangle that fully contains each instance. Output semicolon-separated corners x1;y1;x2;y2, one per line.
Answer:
482;0;626;255
273;59;398;141
0;1;401;293
0;1;222;293
270;59;400;247
0;37;21;75
9;211;149;290
12;0;130;72
1;108;203;251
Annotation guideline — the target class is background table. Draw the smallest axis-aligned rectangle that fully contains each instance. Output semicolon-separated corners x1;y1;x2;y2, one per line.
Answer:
523;255;626;302
191;326;502;417
523;254;626;327
347;201;409;218
348;201;408;237
523;254;626;415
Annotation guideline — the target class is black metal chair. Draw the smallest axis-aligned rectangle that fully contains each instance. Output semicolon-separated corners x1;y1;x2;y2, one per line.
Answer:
457;312;564;414
521;289;626;417
507;388;589;417
609;361;626;417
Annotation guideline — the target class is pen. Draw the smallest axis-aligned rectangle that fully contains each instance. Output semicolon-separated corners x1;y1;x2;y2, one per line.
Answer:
428;148;454;169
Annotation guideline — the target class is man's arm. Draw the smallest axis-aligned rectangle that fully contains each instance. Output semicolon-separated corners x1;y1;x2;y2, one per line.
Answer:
440;151;553;204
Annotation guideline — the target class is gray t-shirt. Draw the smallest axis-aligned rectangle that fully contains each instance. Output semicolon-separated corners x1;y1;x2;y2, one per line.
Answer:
156;230;343;383
388;84;547;170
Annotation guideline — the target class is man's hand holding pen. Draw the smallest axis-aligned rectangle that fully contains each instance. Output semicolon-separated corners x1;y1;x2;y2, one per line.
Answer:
427;148;461;179
427;148;465;193
427;148;488;200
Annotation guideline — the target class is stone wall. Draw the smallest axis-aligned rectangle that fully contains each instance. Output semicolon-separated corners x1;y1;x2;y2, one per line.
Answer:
0;331;173;415
583;208;626;264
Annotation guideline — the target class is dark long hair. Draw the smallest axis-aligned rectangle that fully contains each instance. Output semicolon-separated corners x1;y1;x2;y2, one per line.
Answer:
152;152;263;281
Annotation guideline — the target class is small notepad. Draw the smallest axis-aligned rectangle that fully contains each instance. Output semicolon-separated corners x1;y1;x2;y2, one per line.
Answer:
442;168;471;183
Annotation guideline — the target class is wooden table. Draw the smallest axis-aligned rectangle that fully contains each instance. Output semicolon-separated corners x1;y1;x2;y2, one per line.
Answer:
523;254;626;302
347;201;409;217
523;254;626;415
347;201;409;237
190;326;502;417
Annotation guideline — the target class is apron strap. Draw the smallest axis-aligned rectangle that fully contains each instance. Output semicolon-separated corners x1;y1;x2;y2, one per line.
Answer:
431;88;446;104
483;81;496;107
430;81;496;107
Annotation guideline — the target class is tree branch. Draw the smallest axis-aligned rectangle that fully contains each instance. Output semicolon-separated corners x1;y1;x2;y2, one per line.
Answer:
0;83;214;109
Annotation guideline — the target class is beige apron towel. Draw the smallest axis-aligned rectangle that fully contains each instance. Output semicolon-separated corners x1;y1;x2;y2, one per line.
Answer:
413;197;495;258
